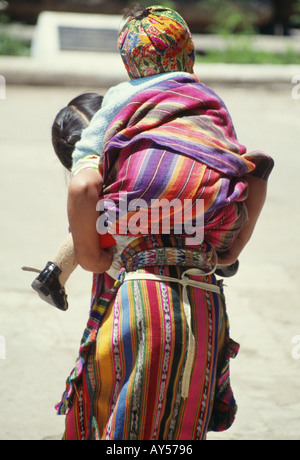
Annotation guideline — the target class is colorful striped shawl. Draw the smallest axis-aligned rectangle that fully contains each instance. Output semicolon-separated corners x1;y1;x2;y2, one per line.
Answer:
56;77;273;419
99;74;273;251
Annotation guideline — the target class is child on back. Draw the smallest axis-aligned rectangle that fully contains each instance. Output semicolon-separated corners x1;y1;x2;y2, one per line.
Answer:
67;5;273;284
25;92;115;311
29;5;272;312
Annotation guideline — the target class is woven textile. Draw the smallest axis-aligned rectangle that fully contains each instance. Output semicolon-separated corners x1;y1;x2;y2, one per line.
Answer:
58;236;239;440
118;6;195;79
56;74;273;439
99;74;273;253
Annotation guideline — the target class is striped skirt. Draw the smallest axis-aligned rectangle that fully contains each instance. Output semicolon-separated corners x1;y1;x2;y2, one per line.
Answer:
59;236;239;440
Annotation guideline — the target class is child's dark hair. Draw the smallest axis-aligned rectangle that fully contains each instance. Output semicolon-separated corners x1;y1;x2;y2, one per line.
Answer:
52;93;103;170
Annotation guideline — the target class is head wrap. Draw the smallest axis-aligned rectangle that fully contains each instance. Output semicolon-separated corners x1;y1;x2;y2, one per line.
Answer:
117;5;195;79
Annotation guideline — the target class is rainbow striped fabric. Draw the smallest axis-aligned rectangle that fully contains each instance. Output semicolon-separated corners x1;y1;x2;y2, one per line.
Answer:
56;75;273;439
59;236;239;440
99;74;273;252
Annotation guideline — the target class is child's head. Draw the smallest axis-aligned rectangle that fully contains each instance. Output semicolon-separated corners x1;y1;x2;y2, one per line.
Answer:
52;93;103;170
117;4;195;79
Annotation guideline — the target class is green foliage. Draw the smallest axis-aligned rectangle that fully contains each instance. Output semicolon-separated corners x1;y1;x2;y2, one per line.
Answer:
137;0;176;10
0;14;9;25
0;33;30;56
196;41;300;65
199;0;257;36
290;0;300;27
0;14;30;56
196;1;300;64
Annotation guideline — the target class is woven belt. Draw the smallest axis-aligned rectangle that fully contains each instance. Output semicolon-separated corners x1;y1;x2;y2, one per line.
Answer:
123;268;221;398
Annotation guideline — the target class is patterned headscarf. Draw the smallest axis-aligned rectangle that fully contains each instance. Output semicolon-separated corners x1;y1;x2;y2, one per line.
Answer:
117;5;195;79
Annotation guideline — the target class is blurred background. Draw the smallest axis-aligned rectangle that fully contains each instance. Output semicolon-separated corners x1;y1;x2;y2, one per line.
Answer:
0;0;300;442
2;0;300;33
1;0;300;62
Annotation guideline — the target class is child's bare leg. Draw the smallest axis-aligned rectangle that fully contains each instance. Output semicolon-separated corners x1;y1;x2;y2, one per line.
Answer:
53;233;78;286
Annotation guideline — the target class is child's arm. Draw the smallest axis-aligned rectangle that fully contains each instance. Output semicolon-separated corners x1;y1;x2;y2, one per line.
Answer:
67;169;113;273
217;175;268;266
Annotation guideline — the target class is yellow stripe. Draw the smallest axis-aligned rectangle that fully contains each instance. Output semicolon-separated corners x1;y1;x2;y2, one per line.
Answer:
94;299;115;439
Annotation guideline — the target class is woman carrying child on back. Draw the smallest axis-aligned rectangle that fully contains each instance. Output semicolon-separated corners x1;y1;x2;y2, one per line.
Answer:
51;5;274;440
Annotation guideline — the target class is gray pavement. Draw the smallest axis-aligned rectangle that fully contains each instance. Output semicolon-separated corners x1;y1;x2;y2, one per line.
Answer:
0;62;300;440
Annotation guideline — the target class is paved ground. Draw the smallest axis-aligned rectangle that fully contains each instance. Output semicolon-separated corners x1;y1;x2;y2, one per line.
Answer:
0;79;300;440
